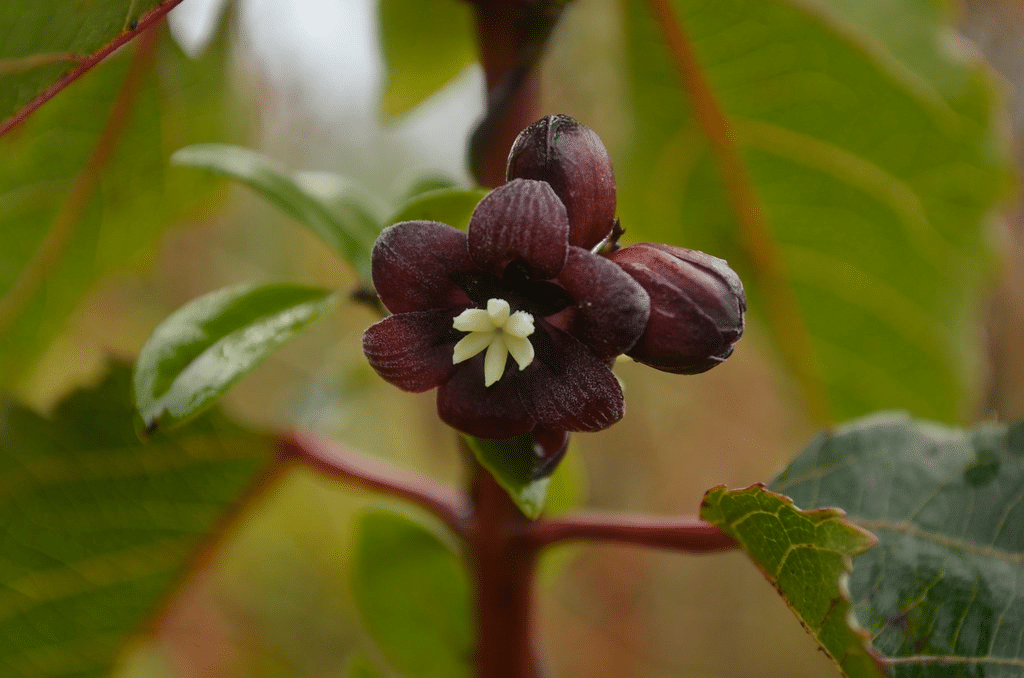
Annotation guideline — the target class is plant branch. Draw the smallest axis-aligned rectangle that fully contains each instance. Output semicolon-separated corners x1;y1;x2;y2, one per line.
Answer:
468;1;568;187
0;27;161;337
526;511;737;552
646;0;831;424
0;0;188;138
280;431;469;537
468;464;541;678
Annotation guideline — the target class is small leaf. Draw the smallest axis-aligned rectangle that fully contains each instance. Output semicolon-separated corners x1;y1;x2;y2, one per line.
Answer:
134;283;336;432
351;509;472;678
171;144;380;282
463;434;552;520
388;187;488;231
772;413;1024;676
700;484;884;678
377;0;476;119
0;365;275;678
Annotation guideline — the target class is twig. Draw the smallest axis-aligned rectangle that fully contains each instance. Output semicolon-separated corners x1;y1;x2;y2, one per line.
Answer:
280;431;469;537
526;511;737;552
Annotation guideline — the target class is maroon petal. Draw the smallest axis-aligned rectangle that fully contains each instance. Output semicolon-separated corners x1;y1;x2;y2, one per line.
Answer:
362;310;459;392
468;179;569;279
437;363;535;439
372;221;475;313
556;247;650;359
518;326;624;432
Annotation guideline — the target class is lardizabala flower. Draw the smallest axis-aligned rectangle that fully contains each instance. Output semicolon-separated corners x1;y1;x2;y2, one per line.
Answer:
362;115;745;440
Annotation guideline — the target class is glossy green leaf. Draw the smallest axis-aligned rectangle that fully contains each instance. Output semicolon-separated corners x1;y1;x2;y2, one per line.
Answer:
772;413;1024;676
0;365;275;678
0;0;170;124
171;144;381;282
351;509;472;678
700;485;884;677
388;187;488;231
377;0;476;119
617;0;1013;422
0;30;235;390
134;283;337;432
463;434;552;520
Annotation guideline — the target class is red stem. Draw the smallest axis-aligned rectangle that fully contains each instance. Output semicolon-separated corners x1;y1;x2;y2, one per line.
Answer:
526;511;737;552
468;469;541;678
0;0;189;138
280;432;469;537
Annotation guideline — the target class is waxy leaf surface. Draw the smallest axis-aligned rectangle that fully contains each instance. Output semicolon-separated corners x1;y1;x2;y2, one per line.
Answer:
0;366;275;677
351;509;472;678
772;413;1024;677
464;434;553;520
388;187;489;232
617;0;1013;422
134;283;336;432
701;484;884;677
171;144;381;283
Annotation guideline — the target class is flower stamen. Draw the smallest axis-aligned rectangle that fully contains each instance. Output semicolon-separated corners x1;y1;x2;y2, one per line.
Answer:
452;298;536;386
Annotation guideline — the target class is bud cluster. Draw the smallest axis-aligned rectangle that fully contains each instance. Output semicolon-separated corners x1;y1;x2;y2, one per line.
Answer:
507;114;746;376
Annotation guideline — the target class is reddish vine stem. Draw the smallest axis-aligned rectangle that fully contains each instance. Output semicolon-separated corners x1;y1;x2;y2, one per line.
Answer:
525;511;736;552
0;0;189;138
280;432;469;537
469;468;541;678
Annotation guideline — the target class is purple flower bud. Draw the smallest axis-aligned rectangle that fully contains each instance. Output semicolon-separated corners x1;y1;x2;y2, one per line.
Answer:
609;243;745;375
506;114;616;250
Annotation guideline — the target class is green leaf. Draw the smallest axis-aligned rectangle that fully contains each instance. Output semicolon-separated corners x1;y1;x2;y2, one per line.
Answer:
351;509;472;678
346;655;386;678
0;29;236;390
0;365;275;678
617;0;1014;422
171;144;381;282
134;283;337;432
772;413;1024;676
388;187;488;231
0;0;171;125
463;434;552;520
377;0;476;119
700;484;884;678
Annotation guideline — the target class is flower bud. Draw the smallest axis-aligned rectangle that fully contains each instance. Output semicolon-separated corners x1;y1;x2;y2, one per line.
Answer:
609;243;745;374
506;114;616;250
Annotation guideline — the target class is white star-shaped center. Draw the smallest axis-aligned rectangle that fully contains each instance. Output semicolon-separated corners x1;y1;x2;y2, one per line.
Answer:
452;298;536;387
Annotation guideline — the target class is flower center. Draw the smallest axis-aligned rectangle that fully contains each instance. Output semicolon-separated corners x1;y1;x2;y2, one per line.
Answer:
451;298;536;387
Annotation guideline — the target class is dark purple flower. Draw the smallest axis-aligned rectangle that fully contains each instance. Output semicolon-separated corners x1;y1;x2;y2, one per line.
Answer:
362;178;650;439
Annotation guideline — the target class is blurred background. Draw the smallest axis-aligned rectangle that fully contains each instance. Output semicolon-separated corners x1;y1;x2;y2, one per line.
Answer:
5;0;1024;676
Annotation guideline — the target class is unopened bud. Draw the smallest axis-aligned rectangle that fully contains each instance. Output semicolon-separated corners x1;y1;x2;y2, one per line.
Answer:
506;114;616;249
609;243;745;374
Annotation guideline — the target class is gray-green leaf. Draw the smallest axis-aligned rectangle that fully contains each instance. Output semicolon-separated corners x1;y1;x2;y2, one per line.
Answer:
134;282;336;432
771;413;1024;676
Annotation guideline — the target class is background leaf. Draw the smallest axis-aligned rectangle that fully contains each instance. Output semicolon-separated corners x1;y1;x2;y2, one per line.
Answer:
171;144;382;283
0;0;177;126
463;434;553;520
377;0;476;119
700;484;884;677
351;509;473;678
0;364;276;678
0;28;235;392
616;0;1013;423
134;283;337;432
388;187;488;231
772;413;1024;676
